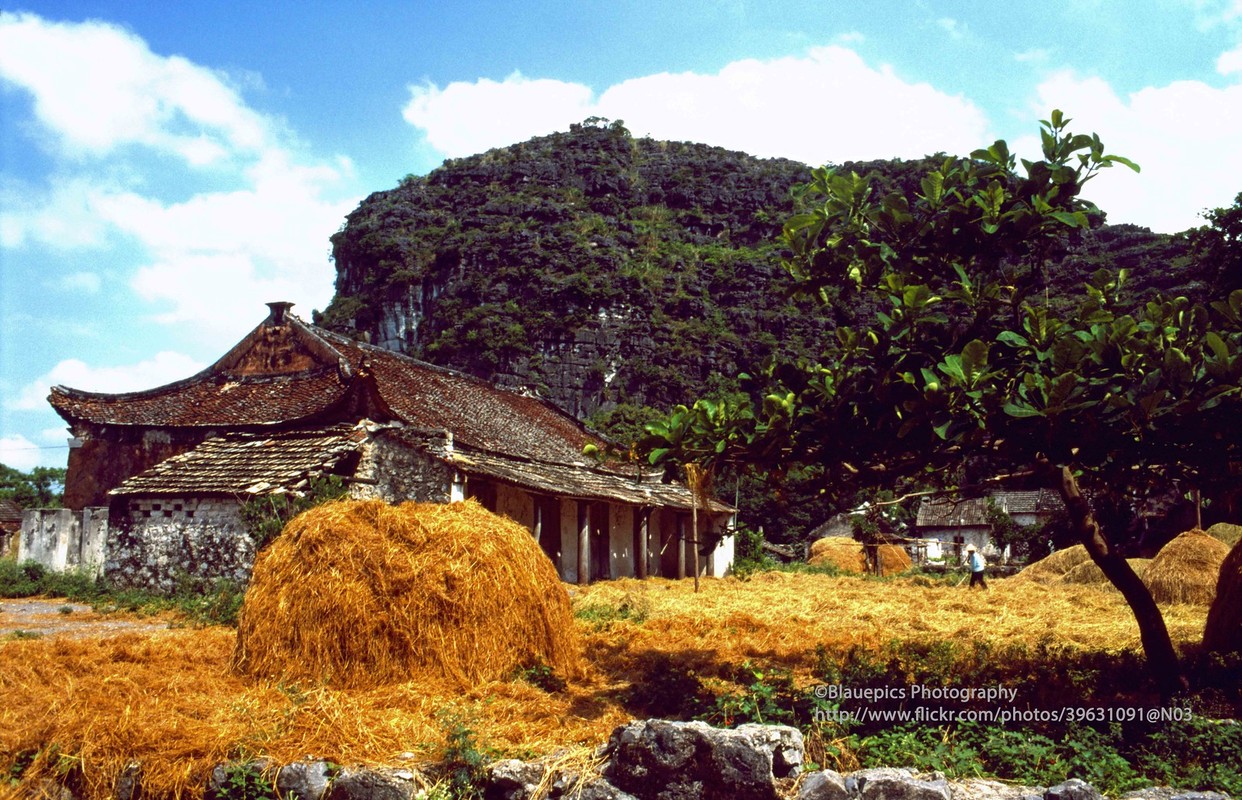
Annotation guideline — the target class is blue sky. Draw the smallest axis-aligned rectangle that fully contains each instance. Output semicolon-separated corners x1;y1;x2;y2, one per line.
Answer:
3;1;1242;470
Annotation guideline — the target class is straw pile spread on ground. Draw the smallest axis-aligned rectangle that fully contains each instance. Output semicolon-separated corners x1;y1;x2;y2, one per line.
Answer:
1014;544;1093;583
1207;522;1242;549
232;498;580;688
875;544;913;575
2;569;1213;800
807;537;866;573
1142;530;1231;606
1061;558;1151;587
1203;539;1242;654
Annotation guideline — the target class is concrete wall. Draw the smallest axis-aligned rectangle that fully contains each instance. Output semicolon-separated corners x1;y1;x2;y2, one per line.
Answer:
18;507;108;577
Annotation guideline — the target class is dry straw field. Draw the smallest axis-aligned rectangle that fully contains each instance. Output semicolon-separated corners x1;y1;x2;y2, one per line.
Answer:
1;560;1214;799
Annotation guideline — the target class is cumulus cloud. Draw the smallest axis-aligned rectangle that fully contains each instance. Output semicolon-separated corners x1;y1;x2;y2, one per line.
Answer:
1016;68;1242;233
0;12;357;334
1219;43;1242;74
0;11;267;162
0;178;114;250
404;73;595;158
403;45;990;167
9;352;206;411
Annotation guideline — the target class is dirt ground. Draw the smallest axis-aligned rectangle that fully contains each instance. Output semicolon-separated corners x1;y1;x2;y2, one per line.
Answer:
0;597;174;639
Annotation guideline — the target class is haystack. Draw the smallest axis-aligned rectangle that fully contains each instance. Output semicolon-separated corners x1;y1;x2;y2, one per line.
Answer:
1014;545;1092;583
1143;530;1231;606
808;537;867;573
232;498;579;688
1206;522;1242;549
1204;539;1242;654
1061;558;1150;588
875;544;913;575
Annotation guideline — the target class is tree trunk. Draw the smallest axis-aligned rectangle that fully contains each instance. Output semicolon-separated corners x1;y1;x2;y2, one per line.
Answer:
1051;464;1188;698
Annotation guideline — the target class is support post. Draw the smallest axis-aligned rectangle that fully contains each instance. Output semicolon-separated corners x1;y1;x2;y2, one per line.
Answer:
677;514;687;579
577;500;590;585
636;508;650;579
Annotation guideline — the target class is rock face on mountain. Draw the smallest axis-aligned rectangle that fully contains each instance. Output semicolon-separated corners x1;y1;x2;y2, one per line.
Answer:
321;119;825;431
321;119;1197;448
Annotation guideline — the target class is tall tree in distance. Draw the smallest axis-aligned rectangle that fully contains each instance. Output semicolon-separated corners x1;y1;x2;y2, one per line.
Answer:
639;112;1242;697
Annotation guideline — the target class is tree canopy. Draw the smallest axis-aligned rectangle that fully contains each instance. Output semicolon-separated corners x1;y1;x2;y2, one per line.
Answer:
637;111;1242;695
0;464;65;509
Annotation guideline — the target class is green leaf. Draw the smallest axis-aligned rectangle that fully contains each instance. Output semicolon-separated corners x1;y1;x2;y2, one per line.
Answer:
996;331;1030;348
1003;401;1042;418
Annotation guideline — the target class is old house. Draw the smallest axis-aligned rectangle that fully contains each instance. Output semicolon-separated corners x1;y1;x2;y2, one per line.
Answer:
0;499;22;557
914;489;1065;562
38;302;734;590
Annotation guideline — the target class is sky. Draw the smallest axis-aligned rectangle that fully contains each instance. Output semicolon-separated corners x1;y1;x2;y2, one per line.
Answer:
2;1;1242;471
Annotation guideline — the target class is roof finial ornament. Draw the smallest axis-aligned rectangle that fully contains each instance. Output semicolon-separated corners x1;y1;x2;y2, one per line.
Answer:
266;301;295;325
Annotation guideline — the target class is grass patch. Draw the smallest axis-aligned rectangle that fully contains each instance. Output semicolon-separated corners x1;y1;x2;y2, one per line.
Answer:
0;559;245;627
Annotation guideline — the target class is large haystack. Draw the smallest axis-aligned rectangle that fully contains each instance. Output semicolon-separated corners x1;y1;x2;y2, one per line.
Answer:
1204;539;1242;654
1014;544;1092;583
1143;530;1231;606
1061;558;1150;588
875;544;913;575
1206;522;1242;549
233;498;580;688
808;537;867;574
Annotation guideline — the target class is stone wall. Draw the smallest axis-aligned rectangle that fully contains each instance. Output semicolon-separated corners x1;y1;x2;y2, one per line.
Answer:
351;430;455;504
18;507;108;577
105;497;253;592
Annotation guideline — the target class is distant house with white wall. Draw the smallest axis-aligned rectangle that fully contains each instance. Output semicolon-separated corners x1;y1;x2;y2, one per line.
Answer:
30;302;734;590
914;489;1065;563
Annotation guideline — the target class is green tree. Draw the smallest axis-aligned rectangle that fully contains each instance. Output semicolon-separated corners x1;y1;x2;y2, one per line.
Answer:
1189;190;1242;293
0;464;66;508
639;112;1242;697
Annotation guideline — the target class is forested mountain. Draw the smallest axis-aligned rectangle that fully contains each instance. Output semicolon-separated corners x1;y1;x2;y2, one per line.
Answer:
319;119;1205;539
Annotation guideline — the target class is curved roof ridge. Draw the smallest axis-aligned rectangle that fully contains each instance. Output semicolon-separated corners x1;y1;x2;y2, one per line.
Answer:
312;324;609;441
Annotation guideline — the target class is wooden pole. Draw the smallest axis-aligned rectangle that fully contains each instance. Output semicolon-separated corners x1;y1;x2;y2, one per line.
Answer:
636;508;650;579
577;500;590;585
676;515;686;579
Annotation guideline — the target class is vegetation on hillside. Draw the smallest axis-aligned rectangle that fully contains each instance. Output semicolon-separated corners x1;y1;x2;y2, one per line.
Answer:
320;119;1214;545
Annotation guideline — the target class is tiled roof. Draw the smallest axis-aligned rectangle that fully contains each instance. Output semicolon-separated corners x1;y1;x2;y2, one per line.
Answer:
111;423;735;513
50;367;349;428
49;307;604;465
447;444;733;513
915;490;1065;528
111;425;366;497
0;499;22;528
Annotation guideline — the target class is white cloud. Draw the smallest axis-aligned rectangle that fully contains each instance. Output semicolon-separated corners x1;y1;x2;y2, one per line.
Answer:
1219;43;1242;74
0;434;45;471
0;12;358;333
0;11;268;162
9;352;206;411
1184;0;1242;29
404;72;595;158
1017;69;1242;232
404;46;990;168
0;178;113;250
